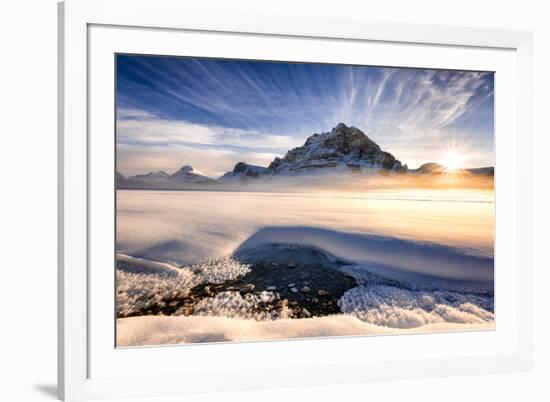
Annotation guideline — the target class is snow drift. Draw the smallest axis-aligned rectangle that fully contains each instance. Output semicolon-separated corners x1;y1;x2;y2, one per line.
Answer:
117;315;493;347
236;226;493;286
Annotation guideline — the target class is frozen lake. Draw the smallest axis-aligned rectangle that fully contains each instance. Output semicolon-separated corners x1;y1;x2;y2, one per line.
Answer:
116;188;495;346
117;189;493;277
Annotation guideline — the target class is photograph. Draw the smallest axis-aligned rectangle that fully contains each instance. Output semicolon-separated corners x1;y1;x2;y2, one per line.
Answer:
115;54;495;347
3;0;544;400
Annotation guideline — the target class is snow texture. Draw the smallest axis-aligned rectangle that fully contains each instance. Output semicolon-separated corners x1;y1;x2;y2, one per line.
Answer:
338;284;493;329
116;190;494;270
192;291;291;320
117;315;493;346
236;226;493;286
116;254;250;317
335;263;493;328
116;189;494;345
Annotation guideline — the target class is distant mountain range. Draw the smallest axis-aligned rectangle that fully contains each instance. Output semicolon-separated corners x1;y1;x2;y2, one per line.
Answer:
130;171;171;183
218;162;270;183
413;162;494;176
117;123;493;189
167;165;215;184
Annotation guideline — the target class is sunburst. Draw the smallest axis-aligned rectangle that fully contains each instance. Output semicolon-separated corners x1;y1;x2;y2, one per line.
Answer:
439;150;466;172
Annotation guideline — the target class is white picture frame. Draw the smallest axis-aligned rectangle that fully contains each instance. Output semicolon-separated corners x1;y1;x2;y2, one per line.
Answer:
58;0;533;400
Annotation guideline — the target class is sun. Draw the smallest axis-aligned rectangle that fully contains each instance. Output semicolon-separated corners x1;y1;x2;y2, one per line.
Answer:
440;150;466;172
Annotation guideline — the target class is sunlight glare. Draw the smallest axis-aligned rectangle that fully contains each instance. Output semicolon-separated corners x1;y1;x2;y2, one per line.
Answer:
440;150;466;171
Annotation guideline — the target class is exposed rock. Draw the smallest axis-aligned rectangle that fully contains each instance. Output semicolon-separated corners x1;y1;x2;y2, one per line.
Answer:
240;283;255;294
218;162;271;182
130;170;170;183
117;165;215;189
117;245;358;319
268;123;406;174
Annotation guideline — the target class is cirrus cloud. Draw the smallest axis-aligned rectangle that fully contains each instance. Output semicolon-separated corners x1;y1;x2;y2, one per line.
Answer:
117;55;494;174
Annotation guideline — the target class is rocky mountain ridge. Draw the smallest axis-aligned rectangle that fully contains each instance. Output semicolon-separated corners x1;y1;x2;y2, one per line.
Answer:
116;123;493;189
268;123;406;174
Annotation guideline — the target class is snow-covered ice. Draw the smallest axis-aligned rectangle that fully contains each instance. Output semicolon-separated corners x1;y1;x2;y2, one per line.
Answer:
116;189;494;345
116;254;250;317
117;315;494;347
117;189;493;264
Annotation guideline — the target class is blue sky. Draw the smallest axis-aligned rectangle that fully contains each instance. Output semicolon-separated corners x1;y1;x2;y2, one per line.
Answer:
116;54;494;177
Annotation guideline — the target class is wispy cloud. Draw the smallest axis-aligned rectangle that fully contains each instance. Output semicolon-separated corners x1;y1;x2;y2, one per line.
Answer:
117;55;494;174
117;110;301;152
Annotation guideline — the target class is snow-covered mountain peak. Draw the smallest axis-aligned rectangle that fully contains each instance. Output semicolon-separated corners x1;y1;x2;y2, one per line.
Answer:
169;165;213;183
177;165;197;173
268;123;405;174
218;162;271;183
130;170;170;183
142;171;170;178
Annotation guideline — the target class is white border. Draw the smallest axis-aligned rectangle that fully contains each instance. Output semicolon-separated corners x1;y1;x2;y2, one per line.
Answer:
90;25;516;379
59;0;533;400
